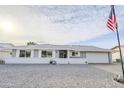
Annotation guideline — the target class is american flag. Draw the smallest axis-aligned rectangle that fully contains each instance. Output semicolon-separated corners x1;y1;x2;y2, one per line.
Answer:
107;5;117;31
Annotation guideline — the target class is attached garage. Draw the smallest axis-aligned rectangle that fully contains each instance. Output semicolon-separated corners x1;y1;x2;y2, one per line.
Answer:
86;52;111;63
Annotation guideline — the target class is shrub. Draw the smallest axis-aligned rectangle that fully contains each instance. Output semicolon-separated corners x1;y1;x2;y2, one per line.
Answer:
116;59;121;62
0;60;5;64
49;60;57;65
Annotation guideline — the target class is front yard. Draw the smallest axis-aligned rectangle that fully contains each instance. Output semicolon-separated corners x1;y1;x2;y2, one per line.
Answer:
0;64;124;88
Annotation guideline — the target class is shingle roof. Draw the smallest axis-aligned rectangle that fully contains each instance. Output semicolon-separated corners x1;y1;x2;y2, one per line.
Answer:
0;43;14;48
0;43;14;51
111;45;124;50
8;44;111;52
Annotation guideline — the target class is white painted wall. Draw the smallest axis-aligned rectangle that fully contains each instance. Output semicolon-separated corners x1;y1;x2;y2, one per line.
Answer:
86;52;109;63
0;51;11;60
112;52;124;62
4;49;111;64
112;46;124;62
5;57;87;64
112;52;120;62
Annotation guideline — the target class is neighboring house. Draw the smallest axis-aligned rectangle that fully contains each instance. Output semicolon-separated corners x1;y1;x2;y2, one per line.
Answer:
5;44;112;64
0;43;14;60
111;45;124;62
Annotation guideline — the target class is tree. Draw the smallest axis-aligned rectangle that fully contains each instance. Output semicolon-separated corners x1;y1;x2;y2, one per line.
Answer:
27;42;37;45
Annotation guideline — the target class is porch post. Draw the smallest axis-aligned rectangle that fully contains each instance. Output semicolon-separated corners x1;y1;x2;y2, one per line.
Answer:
31;50;34;58
67;50;70;59
52;50;56;58
16;50;20;58
38;50;41;58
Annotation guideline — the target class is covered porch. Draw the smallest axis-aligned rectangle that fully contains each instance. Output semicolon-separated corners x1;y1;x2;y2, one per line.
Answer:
5;49;87;64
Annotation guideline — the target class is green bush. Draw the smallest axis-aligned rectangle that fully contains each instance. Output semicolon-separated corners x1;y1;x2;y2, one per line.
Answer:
0;60;5;64
116;59;121;62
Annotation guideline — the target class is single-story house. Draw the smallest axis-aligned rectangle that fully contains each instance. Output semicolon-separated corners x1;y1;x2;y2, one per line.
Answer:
4;44;112;64
111;45;124;62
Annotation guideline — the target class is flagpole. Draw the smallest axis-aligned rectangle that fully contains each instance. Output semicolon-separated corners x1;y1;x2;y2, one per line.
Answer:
116;25;124;79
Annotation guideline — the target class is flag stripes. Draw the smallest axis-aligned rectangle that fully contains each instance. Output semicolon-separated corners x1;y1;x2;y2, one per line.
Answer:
106;5;117;32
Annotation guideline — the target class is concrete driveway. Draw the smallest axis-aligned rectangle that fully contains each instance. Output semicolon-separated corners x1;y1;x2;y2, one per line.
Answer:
90;63;123;76
0;64;124;88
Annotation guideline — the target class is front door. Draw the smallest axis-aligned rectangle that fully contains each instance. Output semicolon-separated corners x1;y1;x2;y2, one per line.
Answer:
59;50;67;58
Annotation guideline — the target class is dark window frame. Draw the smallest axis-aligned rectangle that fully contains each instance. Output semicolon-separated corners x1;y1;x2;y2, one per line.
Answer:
42;50;52;58
19;50;31;58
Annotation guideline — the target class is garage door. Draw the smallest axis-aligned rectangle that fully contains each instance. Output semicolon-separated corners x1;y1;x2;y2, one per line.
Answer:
86;52;109;63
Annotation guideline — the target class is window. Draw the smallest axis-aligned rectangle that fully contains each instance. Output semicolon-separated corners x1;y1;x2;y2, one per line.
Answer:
72;51;78;56
19;50;25;57
70;51;79;57
26;50;31;57
59;50;67;58
47;51;52;57
19;50;31;57
42;51;47;57
42;50;52;58
12;49;16;57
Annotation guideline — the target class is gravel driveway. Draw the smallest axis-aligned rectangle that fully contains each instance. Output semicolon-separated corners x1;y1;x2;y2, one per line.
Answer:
0;64;124;88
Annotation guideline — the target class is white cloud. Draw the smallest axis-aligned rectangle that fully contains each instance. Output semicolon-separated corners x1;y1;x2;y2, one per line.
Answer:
0;5;123;45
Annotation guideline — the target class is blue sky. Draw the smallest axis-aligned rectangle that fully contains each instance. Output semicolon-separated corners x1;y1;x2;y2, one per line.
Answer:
0;5;124;48
70;30;124;49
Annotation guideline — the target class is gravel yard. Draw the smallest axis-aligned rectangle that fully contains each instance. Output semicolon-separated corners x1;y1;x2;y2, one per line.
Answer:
0;64;124;88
